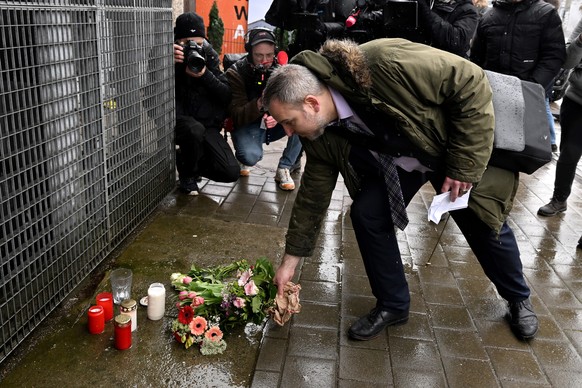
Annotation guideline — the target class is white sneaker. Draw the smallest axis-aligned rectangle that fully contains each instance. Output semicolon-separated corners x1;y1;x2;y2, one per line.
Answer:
275;168;295;191
239;163;251;177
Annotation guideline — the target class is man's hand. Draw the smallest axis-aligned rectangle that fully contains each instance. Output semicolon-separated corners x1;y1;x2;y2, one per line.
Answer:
441;176;473;202
174;43;184;64
262;112;278;129
185;66;206;78
273;254;301;298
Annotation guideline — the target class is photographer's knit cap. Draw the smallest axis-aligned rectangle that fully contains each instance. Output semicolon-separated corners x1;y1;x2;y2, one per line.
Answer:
174;12;206;40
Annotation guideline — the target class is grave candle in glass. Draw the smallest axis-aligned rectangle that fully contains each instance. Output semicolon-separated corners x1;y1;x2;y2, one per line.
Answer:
147;283;166;321
87;305;105;334
96;292;114;321
120;299;137;332
114;314;132;350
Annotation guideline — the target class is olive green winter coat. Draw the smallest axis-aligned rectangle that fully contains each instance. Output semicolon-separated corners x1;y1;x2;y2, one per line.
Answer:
285;38;519;258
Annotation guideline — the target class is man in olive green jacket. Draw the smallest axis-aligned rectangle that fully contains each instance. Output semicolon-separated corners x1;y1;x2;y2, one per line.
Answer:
263;38;538;341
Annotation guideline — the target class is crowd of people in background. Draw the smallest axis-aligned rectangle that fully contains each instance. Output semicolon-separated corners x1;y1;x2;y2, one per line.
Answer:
171;0;582;342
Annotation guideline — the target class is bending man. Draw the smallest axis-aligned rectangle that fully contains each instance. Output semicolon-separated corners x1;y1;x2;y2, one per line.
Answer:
263;38;538;341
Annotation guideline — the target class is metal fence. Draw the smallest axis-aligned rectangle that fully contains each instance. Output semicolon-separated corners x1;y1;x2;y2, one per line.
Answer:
0;0;175;363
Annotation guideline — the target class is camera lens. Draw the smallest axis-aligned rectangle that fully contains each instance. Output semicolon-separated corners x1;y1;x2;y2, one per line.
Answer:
187;51;206;73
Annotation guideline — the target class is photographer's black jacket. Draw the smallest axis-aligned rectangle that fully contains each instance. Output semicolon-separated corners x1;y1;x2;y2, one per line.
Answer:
470;0;566;92
175;43;231;131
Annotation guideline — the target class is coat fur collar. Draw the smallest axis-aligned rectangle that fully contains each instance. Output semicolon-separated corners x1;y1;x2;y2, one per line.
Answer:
291;39;372;94
318;39;372;90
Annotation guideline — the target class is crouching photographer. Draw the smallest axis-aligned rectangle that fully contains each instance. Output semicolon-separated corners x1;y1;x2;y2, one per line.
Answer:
225;28;302;190
173;12;239;196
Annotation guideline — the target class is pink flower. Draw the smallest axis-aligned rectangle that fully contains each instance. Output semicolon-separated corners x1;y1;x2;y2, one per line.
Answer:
205;326;223;342
189;316;207;336
233;297;246;308
188;291;197;299
183;276;193;284
244;280;259;296
178;290;189;300
238;269;252;286
192;296;205;307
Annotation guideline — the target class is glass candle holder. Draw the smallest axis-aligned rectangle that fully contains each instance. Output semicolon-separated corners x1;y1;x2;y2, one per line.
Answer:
110;268;133;305
147;283;166;321
120;299;137;332
114;314;132;350
87;305;105;334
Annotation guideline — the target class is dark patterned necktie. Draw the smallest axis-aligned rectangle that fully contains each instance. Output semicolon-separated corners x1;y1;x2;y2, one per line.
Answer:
340;119;409;230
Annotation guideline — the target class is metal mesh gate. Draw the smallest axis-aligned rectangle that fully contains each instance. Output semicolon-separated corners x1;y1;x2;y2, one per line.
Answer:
0;0;175;363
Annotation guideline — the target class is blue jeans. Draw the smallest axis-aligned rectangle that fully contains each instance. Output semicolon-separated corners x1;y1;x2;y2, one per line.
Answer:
231;119;302;169
545;98;556;145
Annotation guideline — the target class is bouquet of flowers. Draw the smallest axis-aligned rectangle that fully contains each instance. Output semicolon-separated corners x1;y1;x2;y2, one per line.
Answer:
170;258;278;355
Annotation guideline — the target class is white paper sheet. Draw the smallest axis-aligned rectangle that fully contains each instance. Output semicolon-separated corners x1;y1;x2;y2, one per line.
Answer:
428;189;471;224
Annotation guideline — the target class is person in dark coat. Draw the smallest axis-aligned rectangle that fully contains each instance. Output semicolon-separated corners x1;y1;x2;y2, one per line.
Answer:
538;17;582;228
398;0;480;58
470;0;565;94
471;0;565;171
263;38;540;342
173;12;239;195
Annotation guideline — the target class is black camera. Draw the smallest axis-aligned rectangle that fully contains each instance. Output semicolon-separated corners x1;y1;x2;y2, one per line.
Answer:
182;40;206;73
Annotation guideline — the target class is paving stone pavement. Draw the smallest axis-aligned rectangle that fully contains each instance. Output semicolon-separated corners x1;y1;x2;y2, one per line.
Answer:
239;128;582;387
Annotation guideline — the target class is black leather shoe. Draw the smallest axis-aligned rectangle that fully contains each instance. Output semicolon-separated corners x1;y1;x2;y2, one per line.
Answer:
348;308;409;341
577;236;582;250
508;299;538;340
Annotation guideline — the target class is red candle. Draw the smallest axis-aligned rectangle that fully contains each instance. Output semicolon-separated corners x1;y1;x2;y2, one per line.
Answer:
96;292;114;321
114;314;132;350
87;305;105;334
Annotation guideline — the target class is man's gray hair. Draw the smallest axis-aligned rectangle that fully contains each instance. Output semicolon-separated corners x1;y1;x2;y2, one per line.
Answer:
262;64;325;110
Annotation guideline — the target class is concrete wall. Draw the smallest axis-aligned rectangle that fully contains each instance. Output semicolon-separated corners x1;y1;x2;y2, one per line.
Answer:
172;0;184;25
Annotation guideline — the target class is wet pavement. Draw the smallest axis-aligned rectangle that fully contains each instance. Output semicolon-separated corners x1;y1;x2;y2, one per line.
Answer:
2;121;582;387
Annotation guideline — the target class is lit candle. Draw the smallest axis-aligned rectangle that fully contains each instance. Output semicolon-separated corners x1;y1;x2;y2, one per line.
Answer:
114;314;132;350
147;283;166;321
87;305;105;334
96;292;114;321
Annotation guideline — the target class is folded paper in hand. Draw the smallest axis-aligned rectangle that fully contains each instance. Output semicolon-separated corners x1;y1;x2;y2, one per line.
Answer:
428;189;471;224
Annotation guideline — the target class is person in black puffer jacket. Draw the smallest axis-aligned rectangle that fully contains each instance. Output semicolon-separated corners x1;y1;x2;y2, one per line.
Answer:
173;12;239;196
408;0;479;58
470;0;565;93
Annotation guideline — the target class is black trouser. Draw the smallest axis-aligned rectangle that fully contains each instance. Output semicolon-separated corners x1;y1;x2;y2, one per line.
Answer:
175;116;239;183
553;96;582;201
350;167;530;313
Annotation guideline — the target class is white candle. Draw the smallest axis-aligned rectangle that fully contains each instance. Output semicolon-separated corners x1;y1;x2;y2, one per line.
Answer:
147;283;166;320
120;299;138;332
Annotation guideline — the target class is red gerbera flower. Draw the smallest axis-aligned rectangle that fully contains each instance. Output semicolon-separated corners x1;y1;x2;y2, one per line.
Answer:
178;305;194;324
